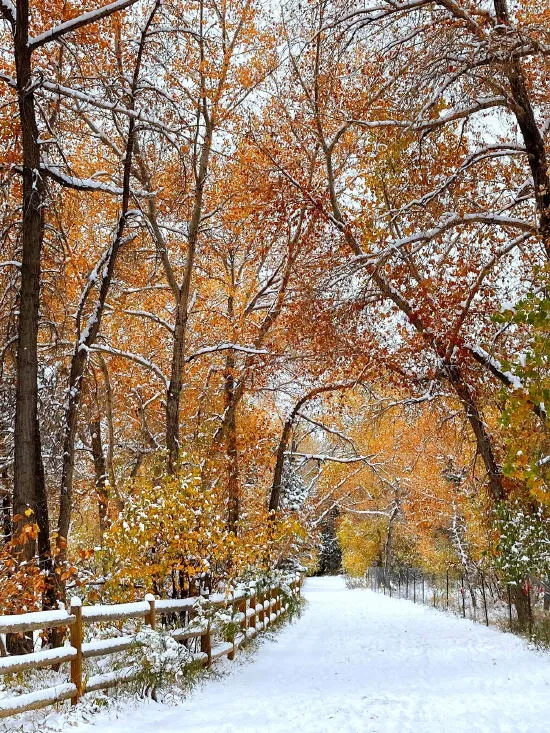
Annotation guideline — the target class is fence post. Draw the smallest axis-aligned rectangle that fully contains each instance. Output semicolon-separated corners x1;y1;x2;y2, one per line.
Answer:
406;569;409;600
250;592;257;631
145;593;156;630
527;581;533;637
446;571;449;610
461;575;466;618
69;598;83;705
481;575;489;626
239;597;247;632
258;592;265;629
228;594;237;661
201;622;212;667
413;572;416;603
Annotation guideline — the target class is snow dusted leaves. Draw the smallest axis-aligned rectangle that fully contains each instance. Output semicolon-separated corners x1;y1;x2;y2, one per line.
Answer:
128;626;195;692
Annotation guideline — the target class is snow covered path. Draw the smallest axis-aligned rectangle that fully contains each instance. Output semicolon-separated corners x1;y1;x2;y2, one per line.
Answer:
73;576;550;733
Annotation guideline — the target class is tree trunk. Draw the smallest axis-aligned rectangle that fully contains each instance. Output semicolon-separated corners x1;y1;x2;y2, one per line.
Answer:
1;469;10;542
165;125;212;474
269;420;293;512
97;357;117;490
446;364;505;504
224;349;240;533
511;583;531;631
89;419;109;537
493;0;550;258
269;381;362;511
55;3;159;600
12;0;52;575
166;297;187;474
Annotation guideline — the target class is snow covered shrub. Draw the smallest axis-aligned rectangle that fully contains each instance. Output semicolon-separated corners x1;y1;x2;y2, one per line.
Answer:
99;461;309;600
127;627;195;699
189;597;241;643
280;464;309;512
495;500;550;584
101;460;228;599
344;575;367;589
278;583;304;621
215;610;241;644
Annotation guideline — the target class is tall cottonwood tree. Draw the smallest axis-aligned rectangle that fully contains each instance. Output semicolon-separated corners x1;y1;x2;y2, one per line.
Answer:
0;0;142;578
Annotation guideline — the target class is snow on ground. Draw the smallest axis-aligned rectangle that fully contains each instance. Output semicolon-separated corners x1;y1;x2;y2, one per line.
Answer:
69;576;550;733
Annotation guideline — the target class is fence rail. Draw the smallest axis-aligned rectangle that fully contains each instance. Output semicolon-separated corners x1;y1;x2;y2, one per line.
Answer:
0;577;301;719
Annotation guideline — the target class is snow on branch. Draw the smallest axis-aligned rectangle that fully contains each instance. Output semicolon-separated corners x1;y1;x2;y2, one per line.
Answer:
29;0;140;50
285;451;374;465
337;506;393;517
350;212;536;270
466;345;546;421
468;345;523;390
395;145;526;215
348;98;508;133
393;212;535;246
39;80;183;141
41;165;153;197
186;343;269;363
416;97;508;130
117;308;174;333
89;344;168;387
0;260;21;269
376;389;447;412
296;412;359;450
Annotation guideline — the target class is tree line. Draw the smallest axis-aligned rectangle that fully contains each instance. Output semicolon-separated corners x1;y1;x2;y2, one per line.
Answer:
0;0;548;637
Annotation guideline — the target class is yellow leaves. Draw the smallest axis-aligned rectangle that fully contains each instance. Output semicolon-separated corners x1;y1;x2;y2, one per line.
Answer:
98;457;307;600
11;517;40;543
337;517;383;577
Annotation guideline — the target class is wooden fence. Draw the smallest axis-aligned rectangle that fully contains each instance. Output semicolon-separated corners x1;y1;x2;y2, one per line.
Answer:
0;577;301;719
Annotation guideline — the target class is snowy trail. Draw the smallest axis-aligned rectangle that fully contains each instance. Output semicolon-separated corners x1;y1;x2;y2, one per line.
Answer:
72;576;550;733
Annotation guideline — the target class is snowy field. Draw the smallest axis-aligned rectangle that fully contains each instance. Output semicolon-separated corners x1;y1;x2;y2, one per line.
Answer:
69;576;550;733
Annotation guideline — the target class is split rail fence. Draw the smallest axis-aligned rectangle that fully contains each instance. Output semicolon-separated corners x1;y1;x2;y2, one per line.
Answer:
0;577;301;720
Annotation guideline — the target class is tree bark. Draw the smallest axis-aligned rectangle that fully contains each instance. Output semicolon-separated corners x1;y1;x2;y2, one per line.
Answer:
445;364;505;504
510;583;531;630
224;322;240;531
269;419;294;513
97;357;117;490
492;0;550;257
166;297;188;474
165;124;213;473
89;419;109;537
12;0;52;574
1;470;11;542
